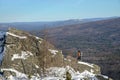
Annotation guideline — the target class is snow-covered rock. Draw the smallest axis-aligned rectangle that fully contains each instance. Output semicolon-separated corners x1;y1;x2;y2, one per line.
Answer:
1;68;28;78
6;32;27;39
11;51;33;61
48;49;58;55
0;28;64;79
43;66;109;80
78;61;94;68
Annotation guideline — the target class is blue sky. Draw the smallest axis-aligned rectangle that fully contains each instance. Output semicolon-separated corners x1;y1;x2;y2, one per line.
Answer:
0;0;120;22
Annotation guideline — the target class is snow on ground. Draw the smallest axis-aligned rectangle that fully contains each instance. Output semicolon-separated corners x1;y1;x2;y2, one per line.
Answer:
0;66;108;80
1;68;41;80
80;70;95;78
64;58;71;62
11;51;33;61
47;67;66;77
35;36;39;39
30;76;40;80
1;68;40;80
78;61;94;68
48;49;58;55
1;68;27;78
0;75;5;80
46;66;97;80
46;66;76;78
42;76;65;80
6;32;27;39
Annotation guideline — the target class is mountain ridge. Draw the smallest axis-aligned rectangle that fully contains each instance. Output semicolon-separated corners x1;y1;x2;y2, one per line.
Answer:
0;17;119;31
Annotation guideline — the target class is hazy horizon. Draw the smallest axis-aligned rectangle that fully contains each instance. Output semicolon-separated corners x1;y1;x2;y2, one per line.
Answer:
0;16;119;23
0;0;120;23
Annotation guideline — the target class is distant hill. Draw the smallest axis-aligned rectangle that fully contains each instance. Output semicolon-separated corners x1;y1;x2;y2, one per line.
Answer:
33;17;120;80
37;18;120;54
0;17;118;31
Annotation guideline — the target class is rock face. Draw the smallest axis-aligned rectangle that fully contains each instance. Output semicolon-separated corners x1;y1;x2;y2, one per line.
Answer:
0;28;111;80
1;28;64;77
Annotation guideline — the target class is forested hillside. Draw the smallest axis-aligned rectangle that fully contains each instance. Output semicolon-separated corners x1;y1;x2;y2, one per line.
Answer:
32;18;120;80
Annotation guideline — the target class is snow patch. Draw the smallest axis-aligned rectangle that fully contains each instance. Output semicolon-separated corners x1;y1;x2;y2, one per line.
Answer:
11;51;33;61
80;70;95;78
6;32;27;39
68;59;71;62
64;58;67;60
30;76;40;80
35;64;39;68
42;76;64;80
35;36;40;39
78;61;94;68
91;69;94;73
47;66;76;78
101;75;109;79
0;66;108;80
1;68;27;78
35;36;43;40
48;49;58;55
7;44;16;48
64;58;71;62
30;73;40;80
39;41;42;44
46;66;98;80
1;69;41;80
7;75;16;80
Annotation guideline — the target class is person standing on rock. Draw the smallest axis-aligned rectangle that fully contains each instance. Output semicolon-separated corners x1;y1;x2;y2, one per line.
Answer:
77;50;81;61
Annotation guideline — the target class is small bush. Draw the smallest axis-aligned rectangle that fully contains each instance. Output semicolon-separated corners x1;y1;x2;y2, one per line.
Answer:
66;71;71;80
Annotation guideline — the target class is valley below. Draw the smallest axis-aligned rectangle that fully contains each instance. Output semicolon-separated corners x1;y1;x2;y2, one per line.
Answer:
31;18;120;80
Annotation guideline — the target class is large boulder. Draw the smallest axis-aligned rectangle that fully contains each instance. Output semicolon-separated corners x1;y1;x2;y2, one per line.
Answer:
1;28;64;78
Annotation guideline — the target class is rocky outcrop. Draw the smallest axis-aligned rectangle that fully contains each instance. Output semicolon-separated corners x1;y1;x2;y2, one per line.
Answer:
64;56;101;74
0;28;111;80
1;28;64;77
